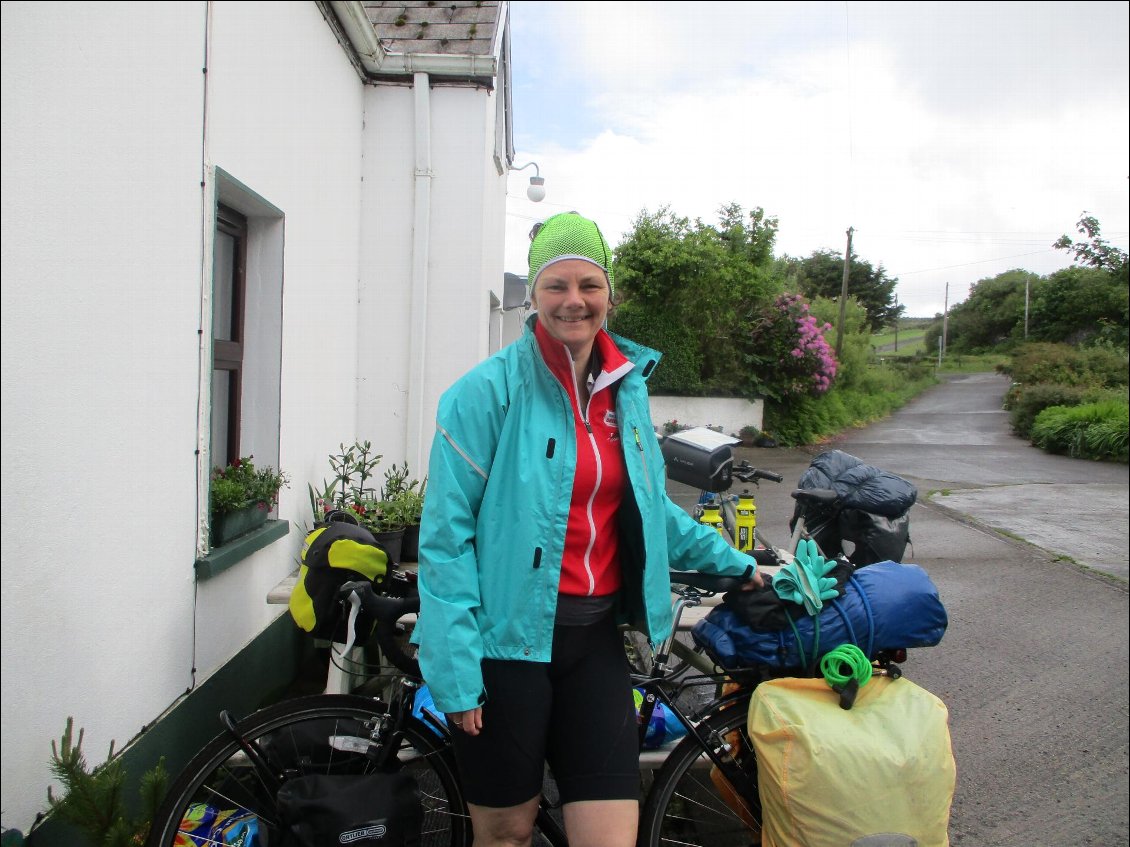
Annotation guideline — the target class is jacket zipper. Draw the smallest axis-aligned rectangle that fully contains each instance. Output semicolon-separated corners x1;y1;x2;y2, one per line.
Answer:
570;361;601;595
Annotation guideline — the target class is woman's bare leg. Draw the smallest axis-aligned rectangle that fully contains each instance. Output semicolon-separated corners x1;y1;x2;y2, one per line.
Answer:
467;795;541;847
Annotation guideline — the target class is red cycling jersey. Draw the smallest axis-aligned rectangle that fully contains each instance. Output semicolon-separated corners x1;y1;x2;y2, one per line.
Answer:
534;321;635;597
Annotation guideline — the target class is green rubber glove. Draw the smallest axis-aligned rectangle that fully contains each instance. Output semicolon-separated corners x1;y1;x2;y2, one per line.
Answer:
772;563;806;606
794;539;840;602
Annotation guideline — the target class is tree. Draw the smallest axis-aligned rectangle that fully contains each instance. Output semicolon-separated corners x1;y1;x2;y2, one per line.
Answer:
611;204;782;394
1028;266;1129;348
1054;213;1129;278
1049;213;1130;348
716;202;779;266
943;269;1032;353
784;249;902;333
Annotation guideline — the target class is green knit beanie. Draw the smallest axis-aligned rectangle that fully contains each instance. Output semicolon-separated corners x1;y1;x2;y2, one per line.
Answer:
528;212;614;296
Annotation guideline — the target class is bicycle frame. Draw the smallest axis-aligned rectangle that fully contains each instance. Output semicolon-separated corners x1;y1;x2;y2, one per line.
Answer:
632;577;763;817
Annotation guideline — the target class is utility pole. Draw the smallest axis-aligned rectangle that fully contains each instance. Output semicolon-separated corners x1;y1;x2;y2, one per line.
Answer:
942;282;949;359
835;226;853;358
893;294;899;351
1024;275;1030;339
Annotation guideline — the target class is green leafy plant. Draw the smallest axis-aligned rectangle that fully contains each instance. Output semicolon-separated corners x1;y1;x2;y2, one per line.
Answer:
743;293;838;402
45;717;167;847
386;480;427;529
307;478;338;528
209;456;289;516
1030;399;1129;462
662;419;687;435
315;443;428;534
373;463;426;532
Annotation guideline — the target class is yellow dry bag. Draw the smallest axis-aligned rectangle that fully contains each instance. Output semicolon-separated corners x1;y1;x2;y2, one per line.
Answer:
749;675;956;847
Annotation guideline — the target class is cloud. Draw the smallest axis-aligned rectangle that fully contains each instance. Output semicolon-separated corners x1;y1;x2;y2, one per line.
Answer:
507;2;1129;316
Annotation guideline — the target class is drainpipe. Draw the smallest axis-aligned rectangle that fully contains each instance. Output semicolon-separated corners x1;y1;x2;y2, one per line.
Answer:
406;72;431;472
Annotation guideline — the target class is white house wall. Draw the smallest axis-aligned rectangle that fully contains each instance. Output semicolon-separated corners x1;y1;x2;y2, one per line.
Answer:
2;2;208;831
358;82;508;474
195;0;366;677
0;1;370;830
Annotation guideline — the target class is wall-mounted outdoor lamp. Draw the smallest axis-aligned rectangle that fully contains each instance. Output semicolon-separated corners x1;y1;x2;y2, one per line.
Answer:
512;161;546;202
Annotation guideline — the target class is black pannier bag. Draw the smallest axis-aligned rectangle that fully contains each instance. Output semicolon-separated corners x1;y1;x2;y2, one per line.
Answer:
791;450;917;565
838;508;911;565
276;768;423;847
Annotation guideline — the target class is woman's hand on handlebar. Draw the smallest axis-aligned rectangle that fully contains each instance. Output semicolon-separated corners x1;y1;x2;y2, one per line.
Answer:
739;571;764;591
447;706;483;736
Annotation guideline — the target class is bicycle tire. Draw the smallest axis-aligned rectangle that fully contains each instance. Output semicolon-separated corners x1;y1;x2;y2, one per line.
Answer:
638;694;760;847
146;694;471;847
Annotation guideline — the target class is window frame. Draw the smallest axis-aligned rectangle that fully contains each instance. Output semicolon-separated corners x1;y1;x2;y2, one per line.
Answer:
196;168;287;568
212;204;248;467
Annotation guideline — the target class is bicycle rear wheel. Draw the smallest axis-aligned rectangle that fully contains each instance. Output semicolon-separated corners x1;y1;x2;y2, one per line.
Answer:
638;697;760;847
146;694;470;847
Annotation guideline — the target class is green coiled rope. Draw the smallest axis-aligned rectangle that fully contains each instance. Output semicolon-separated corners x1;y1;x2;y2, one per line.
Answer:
820;644;873;690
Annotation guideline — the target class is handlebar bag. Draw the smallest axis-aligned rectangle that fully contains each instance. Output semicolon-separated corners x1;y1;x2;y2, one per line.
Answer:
749;675;955;847
289;523;391;642
276;768;422;847
692;561;947;670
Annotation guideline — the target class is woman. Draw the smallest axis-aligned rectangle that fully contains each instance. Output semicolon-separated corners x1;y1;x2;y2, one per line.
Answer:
412;212;763;847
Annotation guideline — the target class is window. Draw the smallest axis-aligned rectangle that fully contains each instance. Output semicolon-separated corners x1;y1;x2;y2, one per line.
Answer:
211;205;248;467
197;168;285;562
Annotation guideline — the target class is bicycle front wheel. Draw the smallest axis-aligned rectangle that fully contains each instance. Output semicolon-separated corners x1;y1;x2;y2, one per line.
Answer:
147;694;470;847
638;698;760;847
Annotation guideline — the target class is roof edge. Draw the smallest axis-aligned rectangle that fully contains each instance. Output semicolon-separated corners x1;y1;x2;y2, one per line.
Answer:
329;0;499;80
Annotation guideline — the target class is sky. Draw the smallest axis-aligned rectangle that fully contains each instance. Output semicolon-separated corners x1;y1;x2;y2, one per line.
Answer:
503;1;1129;318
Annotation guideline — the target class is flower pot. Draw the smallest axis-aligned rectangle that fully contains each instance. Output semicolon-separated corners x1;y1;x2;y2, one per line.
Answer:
370;528;405;563
211;502;269;547
401;523;421;563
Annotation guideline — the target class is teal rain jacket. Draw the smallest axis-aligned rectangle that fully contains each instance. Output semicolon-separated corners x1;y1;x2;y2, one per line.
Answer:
412;318;757;713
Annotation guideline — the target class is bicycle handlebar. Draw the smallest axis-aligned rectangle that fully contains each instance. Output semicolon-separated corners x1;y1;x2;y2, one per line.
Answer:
337;579;422;679
669;571;748;594
732;462;784;485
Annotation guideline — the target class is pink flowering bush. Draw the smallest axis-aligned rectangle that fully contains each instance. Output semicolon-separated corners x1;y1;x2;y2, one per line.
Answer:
743;293;838;401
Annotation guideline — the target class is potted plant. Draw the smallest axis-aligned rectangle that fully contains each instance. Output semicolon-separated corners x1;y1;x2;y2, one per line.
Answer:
310;442;428;561
209;456;289;547
307;441;381;525
367;462;425;561
386;479;426;561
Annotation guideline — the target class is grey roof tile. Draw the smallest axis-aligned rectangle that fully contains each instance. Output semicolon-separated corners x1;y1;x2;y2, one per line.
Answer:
362;1;501;55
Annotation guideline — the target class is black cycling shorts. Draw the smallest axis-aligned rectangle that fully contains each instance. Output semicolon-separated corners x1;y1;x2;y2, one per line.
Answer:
448;614;639;808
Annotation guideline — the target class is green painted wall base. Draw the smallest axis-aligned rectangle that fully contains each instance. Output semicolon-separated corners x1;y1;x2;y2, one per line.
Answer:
26;613;316;845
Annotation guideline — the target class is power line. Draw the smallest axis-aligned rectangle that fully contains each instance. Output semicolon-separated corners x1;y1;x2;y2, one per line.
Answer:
892;249;1057;277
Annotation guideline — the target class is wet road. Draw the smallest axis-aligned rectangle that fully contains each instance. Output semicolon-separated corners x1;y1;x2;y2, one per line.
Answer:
838;371;1128;581
667;371;1129;845
832;372;1128;846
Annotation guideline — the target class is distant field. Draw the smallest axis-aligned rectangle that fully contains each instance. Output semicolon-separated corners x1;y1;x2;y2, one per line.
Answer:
871;328;927;356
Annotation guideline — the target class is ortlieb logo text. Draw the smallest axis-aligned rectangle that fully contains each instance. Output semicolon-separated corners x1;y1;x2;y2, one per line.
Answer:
340;824;387;843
